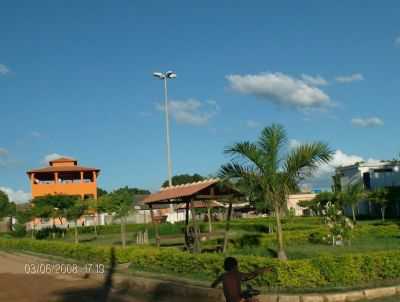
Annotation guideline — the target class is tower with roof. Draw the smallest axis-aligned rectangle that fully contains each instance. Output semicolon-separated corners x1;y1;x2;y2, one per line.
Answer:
27;157;100;199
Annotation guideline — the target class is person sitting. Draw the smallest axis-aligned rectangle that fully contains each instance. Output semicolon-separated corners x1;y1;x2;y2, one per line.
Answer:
211;257;271;302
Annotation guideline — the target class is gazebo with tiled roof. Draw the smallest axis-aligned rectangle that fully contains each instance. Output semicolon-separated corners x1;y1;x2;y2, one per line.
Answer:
142;178;243;252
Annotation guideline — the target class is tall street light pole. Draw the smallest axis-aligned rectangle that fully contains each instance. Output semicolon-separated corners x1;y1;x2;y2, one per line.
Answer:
153;71;176;188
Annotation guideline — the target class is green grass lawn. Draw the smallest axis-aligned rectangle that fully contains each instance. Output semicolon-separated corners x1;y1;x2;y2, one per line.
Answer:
53;217;400;261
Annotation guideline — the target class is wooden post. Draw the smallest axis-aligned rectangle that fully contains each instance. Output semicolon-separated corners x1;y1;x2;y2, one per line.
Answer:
223;202;233;253
184;200;190;249
190;199;201;253
30;173;35;186
149;204;160;248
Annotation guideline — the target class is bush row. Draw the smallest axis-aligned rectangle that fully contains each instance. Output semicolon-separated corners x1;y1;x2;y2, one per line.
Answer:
70;217;322;237
1;238;400;289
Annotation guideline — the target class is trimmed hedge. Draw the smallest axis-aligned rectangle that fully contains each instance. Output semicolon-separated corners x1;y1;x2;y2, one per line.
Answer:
1;238;400;289
70;217;322;237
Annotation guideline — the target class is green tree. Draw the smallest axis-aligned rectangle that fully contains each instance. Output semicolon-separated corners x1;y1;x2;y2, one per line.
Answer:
86;197;102;238
369;187;390;222
219;124;332;260
100;187;135;248
339;183;365;222
161;174;204;187
15;205;34;238
32;195;76;226
0;190;16;231
66;199;87;244
97;187;108;198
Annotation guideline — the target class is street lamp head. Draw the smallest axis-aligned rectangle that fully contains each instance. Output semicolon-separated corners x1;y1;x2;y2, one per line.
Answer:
153;72;165;79
165;71;177;79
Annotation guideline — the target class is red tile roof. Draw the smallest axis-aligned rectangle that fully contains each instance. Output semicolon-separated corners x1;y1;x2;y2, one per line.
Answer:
27;165;100;174
49;157;76;163
142;179;220;204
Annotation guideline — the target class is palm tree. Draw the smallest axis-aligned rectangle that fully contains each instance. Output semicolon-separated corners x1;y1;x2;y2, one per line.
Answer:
340;183;365;222
219;124;332;260
369;187;390;222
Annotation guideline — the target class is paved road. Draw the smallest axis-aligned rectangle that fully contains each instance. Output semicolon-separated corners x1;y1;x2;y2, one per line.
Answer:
0;252;147;302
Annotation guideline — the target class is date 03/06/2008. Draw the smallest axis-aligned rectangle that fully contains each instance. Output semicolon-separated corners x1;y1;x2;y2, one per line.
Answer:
24;263;105;274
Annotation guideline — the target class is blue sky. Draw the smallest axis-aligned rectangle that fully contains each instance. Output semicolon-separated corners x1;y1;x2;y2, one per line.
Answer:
1;1;400;202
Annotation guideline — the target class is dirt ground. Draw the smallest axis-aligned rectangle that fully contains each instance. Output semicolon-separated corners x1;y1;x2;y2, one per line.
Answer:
0;252;146;302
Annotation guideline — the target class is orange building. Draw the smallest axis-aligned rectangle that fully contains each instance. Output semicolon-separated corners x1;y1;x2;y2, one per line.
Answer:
27;157;100;199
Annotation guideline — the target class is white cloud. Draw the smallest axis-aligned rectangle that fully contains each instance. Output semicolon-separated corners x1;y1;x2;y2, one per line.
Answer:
157;99;218;126
288;139;302;149
335;73;364;83
226;72;331;110
0;187;31;203
301;74;328;86
246;120;261;128
395;36;400;47
351;117;384;128
0;64;10;75
42;153;68;164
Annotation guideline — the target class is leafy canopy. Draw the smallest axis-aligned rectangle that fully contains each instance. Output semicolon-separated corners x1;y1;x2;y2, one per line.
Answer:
162;174;205;187
0;190;16;218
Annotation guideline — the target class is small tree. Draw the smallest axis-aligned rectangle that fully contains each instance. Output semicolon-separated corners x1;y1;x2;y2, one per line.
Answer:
369;188;390;222
340;183;365;222
322;202;354;246
66;200;87;244
86;197;101;238
100;188;133;248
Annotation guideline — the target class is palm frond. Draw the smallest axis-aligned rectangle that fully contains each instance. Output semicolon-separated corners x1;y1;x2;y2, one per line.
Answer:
257;124;287;173
284;142;333;182
224;142;265;172
218;162;260;182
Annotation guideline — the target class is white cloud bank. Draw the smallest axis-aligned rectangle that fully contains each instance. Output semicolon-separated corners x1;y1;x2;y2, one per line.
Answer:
335;73;364;83
351;117;384;128
42;153;69;164
226;72;331;110
0;187;31;203
0;64;10;75
157;99;218;126
300;74;328;86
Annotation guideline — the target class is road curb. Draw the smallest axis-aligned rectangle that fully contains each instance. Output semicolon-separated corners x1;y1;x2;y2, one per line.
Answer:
112;273;400;302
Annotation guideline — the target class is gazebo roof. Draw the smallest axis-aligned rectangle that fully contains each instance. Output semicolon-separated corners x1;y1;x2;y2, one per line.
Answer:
142;178;242;205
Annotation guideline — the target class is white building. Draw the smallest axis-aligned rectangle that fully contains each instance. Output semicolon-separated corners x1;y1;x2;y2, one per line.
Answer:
335;161;400;217
336;161;400;190
287;193;316;216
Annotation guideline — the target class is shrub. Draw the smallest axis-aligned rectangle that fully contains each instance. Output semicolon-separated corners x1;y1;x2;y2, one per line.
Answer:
1;237;400;290
35;227;66;240
12;223;27;238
